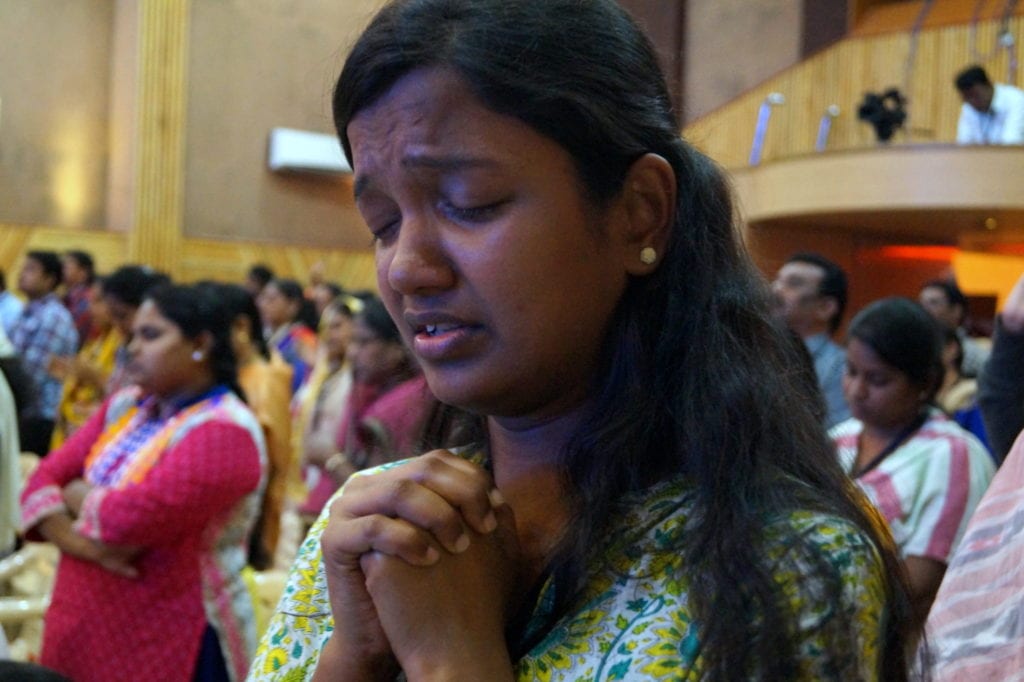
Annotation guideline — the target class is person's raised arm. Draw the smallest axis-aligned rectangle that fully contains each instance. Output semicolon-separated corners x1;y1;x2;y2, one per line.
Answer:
978;272;1024;460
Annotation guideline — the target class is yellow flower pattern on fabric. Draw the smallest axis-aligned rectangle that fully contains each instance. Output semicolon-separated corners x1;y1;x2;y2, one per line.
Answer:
247;464;887;681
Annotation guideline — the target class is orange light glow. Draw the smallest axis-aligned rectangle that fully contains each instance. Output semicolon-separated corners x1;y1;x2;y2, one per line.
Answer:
856;245;960;263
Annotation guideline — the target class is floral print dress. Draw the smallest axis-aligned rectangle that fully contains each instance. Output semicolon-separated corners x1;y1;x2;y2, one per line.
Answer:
249;457;888;681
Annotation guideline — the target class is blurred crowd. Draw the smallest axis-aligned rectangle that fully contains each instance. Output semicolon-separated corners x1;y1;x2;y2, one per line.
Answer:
0;253;435;679
0;244;1022;680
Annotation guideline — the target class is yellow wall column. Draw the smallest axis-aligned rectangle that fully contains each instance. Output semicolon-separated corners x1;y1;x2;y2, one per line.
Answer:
126;0;190;278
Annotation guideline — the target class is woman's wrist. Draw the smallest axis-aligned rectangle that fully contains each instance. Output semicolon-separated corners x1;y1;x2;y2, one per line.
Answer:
311;634;397;682
38;513;94;560
399;637;515;682
403;657;516;682
62;479;92;516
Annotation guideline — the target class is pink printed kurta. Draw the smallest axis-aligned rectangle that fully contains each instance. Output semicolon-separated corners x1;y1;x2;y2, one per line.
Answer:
21;387;267;682
925;431;1024;679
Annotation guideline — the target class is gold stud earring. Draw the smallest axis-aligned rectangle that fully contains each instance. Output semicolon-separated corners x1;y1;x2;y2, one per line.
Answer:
640;247;657;265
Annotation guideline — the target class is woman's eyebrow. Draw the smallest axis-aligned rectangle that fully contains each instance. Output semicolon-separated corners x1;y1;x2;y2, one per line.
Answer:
354;153;499;200
401;152;498;172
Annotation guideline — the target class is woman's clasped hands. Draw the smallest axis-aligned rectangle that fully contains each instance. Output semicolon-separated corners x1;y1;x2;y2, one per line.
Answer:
316;449;522;682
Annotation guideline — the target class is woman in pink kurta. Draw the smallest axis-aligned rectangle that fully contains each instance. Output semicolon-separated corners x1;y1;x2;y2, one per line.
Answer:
20;284;267;682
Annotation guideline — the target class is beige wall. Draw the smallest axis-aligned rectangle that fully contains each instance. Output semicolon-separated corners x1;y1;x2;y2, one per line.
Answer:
0;0;806;252
0;0;113;229
184;0;386;249
684;0;803;122
0;0;387;250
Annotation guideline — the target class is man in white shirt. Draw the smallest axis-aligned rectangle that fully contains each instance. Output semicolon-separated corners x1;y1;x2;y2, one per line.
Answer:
955;64;1024;145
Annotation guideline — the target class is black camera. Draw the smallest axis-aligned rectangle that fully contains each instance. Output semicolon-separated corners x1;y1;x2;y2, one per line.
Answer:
857;89;907;142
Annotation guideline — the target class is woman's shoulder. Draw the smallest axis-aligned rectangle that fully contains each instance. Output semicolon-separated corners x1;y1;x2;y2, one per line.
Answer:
519;490;886;681
765;507;884;580
828;419;863;473
170;390;267;454
600;480;884;604
829;417;864;442
765;509;888;678
608;476;877;551
910;409;995;468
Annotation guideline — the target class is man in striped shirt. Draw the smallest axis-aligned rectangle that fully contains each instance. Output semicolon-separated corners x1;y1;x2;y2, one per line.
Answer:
9;251;78;455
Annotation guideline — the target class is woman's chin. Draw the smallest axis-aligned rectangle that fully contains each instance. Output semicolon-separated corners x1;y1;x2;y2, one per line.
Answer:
847;406;869;424
424;377;499;416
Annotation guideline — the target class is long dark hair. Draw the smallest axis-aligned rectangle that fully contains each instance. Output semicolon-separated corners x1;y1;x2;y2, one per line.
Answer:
334;1;911;678
145;284;245;402
268;278;319;331
203;281;270;360
102;265;170;307
356;295;402;345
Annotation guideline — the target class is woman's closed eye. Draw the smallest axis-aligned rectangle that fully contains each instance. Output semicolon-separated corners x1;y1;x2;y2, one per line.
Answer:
866;374;893;388
134;326;163;341
363;197;510;249
368;217;401;245
438;199;506;224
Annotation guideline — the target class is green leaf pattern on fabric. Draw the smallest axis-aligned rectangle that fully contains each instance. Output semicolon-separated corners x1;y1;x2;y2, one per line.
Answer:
248;466;887;681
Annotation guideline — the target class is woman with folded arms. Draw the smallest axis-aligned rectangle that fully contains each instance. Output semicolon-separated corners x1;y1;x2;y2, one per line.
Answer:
22;284;267;682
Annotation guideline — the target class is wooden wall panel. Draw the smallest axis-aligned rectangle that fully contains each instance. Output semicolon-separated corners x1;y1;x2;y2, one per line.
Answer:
180;238;377;291
127;0;190;276
852;0;1024;37
0;225;127;284
0;225;377;292
684;16;1024;169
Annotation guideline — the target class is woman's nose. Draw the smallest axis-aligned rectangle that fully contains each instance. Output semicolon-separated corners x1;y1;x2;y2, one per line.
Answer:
845;376;865;400
385;215;455;296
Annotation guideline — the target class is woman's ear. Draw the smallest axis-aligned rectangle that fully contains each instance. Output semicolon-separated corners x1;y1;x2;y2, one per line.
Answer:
194;331;215;358
616;153;676;276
